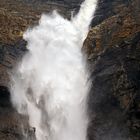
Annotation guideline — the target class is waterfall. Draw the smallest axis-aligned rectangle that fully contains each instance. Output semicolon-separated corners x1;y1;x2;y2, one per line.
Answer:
10;0;98;140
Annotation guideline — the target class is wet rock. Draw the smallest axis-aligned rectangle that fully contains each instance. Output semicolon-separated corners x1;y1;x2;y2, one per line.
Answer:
0;40;27;86
84;0;140;139
87;33;140;140
0;86;34;140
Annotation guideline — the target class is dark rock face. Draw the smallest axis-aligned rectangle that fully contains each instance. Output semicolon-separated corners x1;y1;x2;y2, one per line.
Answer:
0;86;35;140
92;0;130;26
22;0;83;6
87;33;140;140
0;40;27;86
84;0;140;139
0;41;34;139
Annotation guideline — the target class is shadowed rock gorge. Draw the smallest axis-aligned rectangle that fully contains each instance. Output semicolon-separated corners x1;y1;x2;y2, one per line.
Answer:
0;0;140;139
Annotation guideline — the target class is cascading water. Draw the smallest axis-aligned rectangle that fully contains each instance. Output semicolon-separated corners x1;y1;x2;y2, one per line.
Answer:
10;0;98;140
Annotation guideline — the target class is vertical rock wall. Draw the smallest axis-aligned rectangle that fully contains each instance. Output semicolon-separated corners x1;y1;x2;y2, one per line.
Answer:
84;0;140;139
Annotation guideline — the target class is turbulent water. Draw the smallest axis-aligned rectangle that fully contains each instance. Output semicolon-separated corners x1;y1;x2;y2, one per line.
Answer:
10;0;98;140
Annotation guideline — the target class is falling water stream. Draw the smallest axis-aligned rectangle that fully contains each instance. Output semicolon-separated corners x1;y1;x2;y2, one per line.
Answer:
10;0;98;140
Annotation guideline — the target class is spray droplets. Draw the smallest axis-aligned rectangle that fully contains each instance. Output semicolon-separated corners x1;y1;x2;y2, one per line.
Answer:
10;0;98;140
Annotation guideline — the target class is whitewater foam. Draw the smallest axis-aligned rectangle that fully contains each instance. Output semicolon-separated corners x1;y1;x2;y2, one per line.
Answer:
10;0;98;140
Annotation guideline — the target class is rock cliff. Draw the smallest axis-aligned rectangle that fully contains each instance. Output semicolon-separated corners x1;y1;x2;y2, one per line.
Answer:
83;0;140;139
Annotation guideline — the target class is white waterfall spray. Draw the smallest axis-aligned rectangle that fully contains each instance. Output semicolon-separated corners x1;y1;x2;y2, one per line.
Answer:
10;0;98;140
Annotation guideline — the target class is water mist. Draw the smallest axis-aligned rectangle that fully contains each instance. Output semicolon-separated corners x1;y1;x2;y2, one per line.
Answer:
10;0;98;140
